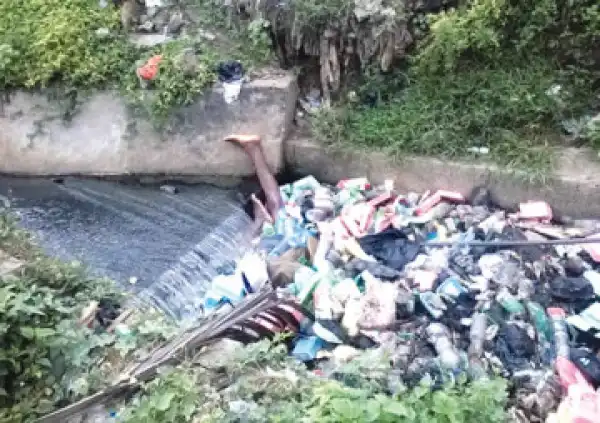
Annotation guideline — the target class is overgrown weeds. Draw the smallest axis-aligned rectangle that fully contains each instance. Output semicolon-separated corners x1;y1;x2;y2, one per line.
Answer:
120;339;509;423
310;0;600;175
314;60;590;177
0;0;273;126
121;40;219;125
0;0;135;90
0;213;175;422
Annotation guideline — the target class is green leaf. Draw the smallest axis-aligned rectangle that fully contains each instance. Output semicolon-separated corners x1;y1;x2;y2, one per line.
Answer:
20;327;35;339
38;358;52;368
35;328;56;338
155;391;175;411
384;400;414;418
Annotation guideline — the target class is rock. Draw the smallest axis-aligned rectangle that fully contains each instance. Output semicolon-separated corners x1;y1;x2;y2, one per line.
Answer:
197;28;217;41
95;27;111;38
145;5;161;18
0;72;297;178
177;48;199;76
128;33;170;47
137;20;155;33
151;8;171;30
120;0;140;30
0;250;24;276
159;184;178;194
145;0;165;7
166;12;184;34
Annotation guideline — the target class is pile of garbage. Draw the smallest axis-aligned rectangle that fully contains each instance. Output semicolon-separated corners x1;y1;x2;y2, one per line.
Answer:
200;176;600;423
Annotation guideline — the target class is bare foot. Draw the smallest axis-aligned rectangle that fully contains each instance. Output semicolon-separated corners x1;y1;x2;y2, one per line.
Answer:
223;134;261;147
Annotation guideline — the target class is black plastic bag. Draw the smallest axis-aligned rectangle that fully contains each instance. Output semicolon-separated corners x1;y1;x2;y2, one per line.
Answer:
344;258;402;281
494;323;535;372
549;276;595;301
217;60;244;83
358;228;420;270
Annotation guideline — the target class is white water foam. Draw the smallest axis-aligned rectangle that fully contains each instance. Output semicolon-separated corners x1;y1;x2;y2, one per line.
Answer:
135;208;255;320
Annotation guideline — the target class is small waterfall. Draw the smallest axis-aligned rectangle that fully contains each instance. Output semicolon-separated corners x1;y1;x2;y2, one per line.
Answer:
0;177;260;320
135;207;255;320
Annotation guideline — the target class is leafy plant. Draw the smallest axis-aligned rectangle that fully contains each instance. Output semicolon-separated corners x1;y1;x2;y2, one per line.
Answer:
0;215;122;421
121;40;219;126
413;0;600;75
0;0;136;90
412;0;508;75
122;368;200;423
129;339;509;423
246;18;274;62
0;211;185;422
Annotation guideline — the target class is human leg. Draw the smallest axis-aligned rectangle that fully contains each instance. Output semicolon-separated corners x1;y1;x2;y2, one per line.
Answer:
224;134;283;220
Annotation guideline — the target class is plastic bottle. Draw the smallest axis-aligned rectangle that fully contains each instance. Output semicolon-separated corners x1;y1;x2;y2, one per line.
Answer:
468;312;487;358
467;312;488;379
426;323;461;370
313;227;334;274
548;307;570;359
313;187;335;214
337;177;370;190
527;301;554;363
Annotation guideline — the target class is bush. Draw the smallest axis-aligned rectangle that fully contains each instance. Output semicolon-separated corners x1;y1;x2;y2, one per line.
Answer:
0;214;121;421
413;0;600;75
121;40;219;125
0;0;135;90
122;368;200;423
121;339;509;423
314;59;590;171
306;378;508;423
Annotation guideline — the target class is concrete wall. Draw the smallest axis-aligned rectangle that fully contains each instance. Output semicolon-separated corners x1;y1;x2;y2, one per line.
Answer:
2;76;600;217
0;72;298;178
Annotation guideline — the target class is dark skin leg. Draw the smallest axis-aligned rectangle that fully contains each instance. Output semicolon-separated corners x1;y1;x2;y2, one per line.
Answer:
224;135;283;222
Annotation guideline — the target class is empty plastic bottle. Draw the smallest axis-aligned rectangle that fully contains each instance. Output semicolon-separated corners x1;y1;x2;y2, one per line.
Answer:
548;307;570;359
468;312;487;358
426;323;462;370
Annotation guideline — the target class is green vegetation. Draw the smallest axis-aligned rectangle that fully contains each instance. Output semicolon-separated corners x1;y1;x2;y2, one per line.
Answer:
314;60;577;176
0;213;176;422
0;0;273;126
313;0;600;176
121;40;219;124
0;213;120;421
121;339;508;423
0;0;131;89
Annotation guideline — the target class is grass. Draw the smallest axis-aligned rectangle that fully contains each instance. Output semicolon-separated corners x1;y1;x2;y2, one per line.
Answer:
120;339;509;423
312;59;594;180
0;0;273;126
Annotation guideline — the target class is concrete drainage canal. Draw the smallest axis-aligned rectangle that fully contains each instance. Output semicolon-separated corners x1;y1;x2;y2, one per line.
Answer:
0;177;255;319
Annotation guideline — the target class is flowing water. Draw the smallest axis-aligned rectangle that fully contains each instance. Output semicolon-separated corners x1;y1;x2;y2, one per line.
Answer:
0;177;254;319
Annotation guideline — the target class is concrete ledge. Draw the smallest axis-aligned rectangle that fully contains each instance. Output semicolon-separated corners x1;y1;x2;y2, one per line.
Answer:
285;137;600;218
0;71;298;178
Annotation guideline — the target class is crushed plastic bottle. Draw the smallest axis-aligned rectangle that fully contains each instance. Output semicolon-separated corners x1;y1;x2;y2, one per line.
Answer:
549;308;570;359
426;323;462;370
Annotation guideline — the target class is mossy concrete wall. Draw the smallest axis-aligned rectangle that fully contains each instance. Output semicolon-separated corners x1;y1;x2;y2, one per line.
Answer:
0;72;297;178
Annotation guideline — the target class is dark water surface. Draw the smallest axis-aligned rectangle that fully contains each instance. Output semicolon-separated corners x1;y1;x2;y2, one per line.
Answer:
0;177;249;296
